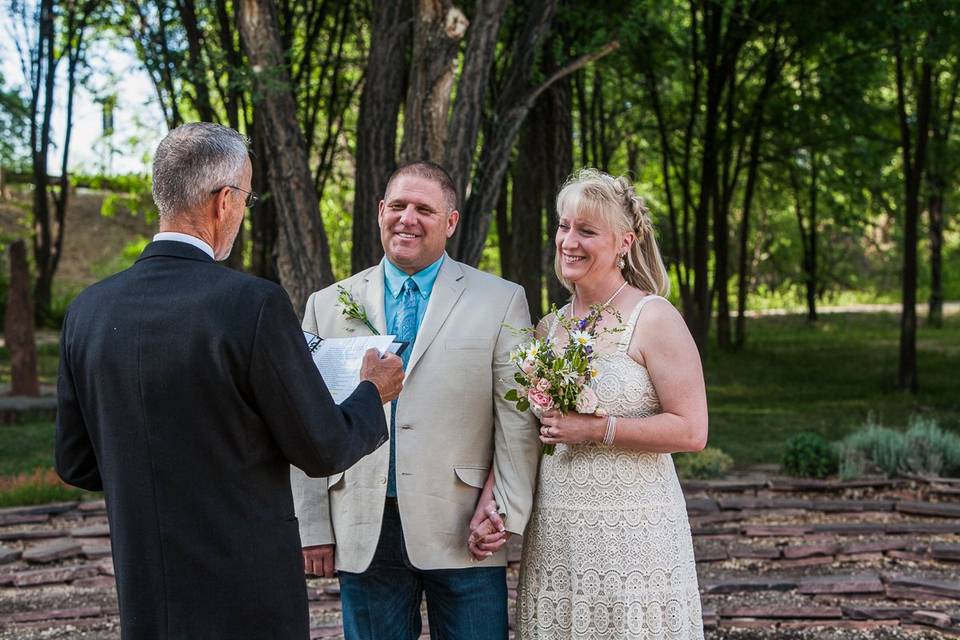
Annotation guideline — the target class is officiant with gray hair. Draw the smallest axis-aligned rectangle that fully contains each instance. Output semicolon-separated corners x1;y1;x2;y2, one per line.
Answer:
55;121;403;639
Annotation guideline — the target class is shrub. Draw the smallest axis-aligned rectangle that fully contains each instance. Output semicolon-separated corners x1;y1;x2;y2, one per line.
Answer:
674;447;734;480
781;432;837;479
838;416;960;479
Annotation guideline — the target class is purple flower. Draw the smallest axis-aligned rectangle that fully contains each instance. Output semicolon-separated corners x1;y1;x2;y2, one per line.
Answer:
585;345;593;356
577;318;588;331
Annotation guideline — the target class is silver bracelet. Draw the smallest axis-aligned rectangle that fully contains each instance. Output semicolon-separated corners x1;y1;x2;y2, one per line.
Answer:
602;416;617;446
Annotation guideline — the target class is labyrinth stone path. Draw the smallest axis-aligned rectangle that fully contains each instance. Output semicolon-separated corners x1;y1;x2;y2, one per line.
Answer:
1;474;959;639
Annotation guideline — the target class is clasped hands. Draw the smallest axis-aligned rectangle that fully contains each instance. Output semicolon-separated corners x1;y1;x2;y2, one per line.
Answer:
468;497;510;561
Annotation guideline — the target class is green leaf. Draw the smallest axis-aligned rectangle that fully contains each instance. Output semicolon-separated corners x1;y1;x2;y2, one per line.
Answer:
505;388;519;402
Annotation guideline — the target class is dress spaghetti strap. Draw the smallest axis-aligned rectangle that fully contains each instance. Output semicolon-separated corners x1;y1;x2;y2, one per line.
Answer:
618;295;668;351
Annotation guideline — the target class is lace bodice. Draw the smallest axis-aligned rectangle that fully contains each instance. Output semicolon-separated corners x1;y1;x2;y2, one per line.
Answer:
516;295;703;640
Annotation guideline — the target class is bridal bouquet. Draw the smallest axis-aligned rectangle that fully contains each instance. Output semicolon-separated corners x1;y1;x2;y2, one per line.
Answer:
504;304;620;455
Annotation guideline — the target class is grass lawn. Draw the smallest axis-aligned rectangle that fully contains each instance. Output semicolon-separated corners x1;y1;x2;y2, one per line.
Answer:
0;421;93;506
0;421;57;476
704;311;960;466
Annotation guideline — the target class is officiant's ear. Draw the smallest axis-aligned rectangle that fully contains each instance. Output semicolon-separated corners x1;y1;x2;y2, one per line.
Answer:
445;209;460;237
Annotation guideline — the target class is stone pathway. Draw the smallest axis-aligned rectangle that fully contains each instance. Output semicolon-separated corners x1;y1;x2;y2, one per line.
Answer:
1;476;958;638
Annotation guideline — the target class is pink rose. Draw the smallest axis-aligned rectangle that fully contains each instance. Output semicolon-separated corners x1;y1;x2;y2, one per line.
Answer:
527;389;553;411
575;386;598;414
520;358;536;375
536;378;550;392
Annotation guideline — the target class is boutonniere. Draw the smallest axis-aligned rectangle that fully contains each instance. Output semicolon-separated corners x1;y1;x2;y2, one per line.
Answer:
337;285;379;334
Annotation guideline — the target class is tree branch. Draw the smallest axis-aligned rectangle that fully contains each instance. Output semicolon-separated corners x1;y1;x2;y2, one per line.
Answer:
526;40;619;106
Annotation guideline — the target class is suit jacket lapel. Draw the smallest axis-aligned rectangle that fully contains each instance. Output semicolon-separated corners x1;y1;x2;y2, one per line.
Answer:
406;258;465;378
360;262;388;336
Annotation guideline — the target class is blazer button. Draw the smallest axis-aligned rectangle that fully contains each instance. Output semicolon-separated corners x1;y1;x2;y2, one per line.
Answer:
380;477;387;485
400;424;412;430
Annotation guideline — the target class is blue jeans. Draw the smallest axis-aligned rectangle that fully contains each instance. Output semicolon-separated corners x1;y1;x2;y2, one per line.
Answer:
338;499;508;640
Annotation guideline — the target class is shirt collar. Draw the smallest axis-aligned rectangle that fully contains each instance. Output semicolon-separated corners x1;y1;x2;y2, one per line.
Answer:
383;253;445;299
153;232;216;260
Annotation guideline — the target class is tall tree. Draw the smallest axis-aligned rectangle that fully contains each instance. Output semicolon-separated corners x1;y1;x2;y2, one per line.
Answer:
400;0;467;164
10;0;98;323
924;57;959;328
351;0;412;272
893;25;933;393
238;0;334;315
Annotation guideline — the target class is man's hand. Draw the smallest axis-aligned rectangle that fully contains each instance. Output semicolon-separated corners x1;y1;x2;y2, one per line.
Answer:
303;544;336;578
468;498;510;560
360;349;404;404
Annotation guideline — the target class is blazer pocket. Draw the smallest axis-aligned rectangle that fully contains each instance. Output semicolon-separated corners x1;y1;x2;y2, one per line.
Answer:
327;472;345;490
446;338;492;351
454;466;488;489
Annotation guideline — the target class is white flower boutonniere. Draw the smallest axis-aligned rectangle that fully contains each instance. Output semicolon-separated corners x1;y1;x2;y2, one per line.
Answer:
336;285;379;335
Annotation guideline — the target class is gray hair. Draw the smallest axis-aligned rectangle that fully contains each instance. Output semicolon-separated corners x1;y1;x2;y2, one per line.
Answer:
152;122;250;218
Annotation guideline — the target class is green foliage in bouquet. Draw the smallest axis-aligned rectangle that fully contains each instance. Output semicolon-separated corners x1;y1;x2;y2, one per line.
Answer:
781;432;837;479
504;303;622;455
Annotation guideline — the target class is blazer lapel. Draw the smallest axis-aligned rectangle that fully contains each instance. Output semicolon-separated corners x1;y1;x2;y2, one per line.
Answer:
360;261;388;336
405;257;465;378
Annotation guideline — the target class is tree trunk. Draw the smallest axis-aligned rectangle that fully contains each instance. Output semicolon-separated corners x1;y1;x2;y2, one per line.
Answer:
5;241;39;396
496;173;512;281
734;32;780;348
805;152;819;322
250;113;279;283
690;3;723;352
894;48;932;394
451;5;618;265
400;0;467;164
927;187;944;327
510;109;546;320
238;0;334;316
176;0;215;121
444;0;510;204
351;0;411;272
32;0;56;324
543;62;573;310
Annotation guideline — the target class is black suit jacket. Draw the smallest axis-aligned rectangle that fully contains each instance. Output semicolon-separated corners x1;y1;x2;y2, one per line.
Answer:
55;241;388;639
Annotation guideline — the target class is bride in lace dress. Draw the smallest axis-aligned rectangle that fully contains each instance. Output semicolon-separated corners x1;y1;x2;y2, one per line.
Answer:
512;169;707;639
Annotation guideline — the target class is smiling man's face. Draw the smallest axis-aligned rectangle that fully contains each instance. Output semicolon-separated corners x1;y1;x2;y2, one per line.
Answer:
378;174;459;275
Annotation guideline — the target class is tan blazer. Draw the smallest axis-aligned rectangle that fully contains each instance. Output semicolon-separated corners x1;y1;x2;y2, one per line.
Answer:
291;256;540;571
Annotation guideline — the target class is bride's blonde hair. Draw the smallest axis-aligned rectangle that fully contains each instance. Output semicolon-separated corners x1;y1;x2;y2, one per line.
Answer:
554;169;670;296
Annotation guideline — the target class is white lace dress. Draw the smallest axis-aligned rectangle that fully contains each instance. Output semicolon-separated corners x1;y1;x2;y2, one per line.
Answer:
516;296;703;639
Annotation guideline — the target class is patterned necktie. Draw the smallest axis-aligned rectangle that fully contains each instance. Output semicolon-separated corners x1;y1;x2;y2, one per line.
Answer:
388;278;419;497
395;278;419;368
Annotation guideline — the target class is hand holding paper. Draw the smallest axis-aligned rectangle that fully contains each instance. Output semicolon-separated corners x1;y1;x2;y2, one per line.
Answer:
360;349;403;403
304;333;404;404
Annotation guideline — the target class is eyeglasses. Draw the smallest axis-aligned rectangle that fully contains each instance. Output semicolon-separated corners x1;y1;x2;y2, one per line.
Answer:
211;185;258;208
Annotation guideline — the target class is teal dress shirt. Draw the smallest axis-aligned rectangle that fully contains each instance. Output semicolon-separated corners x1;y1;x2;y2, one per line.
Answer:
383;254;444;341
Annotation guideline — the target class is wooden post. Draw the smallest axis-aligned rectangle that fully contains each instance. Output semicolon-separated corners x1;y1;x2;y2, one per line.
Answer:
5;240;40;396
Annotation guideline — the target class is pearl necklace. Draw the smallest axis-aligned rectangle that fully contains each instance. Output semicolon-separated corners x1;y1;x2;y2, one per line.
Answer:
572;280;629;320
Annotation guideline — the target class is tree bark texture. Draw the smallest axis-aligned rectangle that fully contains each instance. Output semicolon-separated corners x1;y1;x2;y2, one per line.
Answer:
238;0;334;316
401;0;468;164
894;48;932;394
542;69;573;311
351;0;411;272
444;0;510;205
510;108;547;320
5;240;39;396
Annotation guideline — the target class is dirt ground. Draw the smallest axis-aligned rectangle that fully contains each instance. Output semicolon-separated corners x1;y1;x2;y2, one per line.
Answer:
0;188;153;293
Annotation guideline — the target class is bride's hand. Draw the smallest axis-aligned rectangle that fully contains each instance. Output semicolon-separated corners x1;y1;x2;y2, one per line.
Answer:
539;409;606;446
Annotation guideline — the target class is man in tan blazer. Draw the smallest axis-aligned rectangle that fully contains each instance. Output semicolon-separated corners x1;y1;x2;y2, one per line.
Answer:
291;161;540;639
